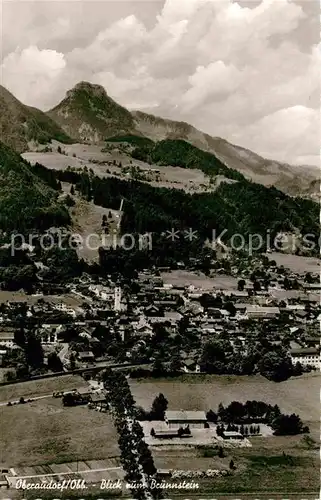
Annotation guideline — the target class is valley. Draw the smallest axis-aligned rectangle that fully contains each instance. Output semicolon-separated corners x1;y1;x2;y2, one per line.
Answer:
0;80;319;500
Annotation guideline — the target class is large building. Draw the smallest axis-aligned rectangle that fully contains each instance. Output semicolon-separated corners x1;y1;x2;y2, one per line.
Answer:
165;410;207;429
0;330;15;349
290;347;320;369
246;306;280;319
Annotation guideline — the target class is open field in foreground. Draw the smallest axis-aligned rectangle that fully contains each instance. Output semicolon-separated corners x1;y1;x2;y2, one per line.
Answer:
152;433;319;497
0;397;120;467
130;372;320;422
132;373;319;498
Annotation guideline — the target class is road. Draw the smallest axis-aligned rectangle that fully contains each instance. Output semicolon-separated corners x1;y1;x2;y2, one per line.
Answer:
0;361;152;388
57;342;69;370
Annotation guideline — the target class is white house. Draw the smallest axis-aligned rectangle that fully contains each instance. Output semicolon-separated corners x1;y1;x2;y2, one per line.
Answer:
290;347;320;369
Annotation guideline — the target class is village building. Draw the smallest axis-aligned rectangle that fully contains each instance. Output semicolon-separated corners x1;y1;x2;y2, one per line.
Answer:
165;410;207;429
290;347;320;369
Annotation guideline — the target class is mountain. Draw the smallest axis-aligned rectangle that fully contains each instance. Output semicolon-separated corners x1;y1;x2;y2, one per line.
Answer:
1;82;317;198
47;81;136;143
0;141;70;233
132;110;319;199
0;85;72;153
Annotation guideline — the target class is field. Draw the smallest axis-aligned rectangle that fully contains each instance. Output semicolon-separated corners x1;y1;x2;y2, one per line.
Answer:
161;270;238;290
0;374;87;402
0;290;83;306
152;433;319;497
266;252;320;274
0;396;120;467
23;142;213;193
130;372;320;422
139;373;320;497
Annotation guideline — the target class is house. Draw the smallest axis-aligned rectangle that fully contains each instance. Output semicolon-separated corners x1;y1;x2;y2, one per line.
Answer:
181;359;201;373
290;347;320;369
303;283;321;291
144;305;162;317
304;336;320;348
222;431;244;440
0;330;15;348
165;410;207;429
0;473;8;488
246;306;280;319
207;308;222;318
152;429;191;439
136;324;154;338
164;311;182;323
89;392;108;410
78;351;95;362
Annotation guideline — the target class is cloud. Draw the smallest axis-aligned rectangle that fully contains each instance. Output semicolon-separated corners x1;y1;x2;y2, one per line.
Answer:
1;0;319;165
231;106;319;165
1;46;66;109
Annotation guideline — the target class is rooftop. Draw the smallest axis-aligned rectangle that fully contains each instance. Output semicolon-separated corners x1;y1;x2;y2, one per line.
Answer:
165;410;207;421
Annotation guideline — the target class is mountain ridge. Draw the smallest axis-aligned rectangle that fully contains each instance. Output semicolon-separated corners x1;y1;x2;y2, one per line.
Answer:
0;85;73;153
0;82;318;198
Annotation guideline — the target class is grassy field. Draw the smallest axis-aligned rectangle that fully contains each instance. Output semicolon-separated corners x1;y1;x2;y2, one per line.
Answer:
0;397;120;467
0;290;83;305
266;252;320;274
152;431;319;497
133;373;319;497
130;372;320;422
161;270;238;290
23;144;211;193
0;374;87;402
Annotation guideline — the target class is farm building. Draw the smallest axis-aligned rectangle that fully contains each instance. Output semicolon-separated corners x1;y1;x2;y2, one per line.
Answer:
222;431;244;440
165;410;207;429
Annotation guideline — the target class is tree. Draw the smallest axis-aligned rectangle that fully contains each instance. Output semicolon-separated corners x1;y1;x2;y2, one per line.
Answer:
69;353;76;371
206;410;218;423
304;272;314;284
25;332;44;369
271;413;304;436
225;301;236;317
14;328;26;348
151;393;168;420
70;185;75;195
218;446;224;458
218;403;226;421
150;428;155;437
229;459;235;470
169;354;182;374
226;401;246;421
237;279;245;291
258;350;293;382
47;352;63;372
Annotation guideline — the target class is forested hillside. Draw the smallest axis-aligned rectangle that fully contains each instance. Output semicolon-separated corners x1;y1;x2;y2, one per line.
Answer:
0;142;70;233
55;165;318;248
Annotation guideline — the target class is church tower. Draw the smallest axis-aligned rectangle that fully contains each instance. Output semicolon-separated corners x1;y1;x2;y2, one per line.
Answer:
114;286;122;312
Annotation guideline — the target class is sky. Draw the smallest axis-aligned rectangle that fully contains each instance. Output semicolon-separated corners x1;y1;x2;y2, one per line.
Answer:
1;0;320;166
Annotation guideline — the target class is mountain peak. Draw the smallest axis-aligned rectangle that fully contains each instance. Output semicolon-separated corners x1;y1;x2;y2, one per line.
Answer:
47;81;135;143
67;81;109;100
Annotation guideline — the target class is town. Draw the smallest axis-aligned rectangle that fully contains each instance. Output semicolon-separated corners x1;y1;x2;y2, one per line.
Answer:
0;245;319;498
